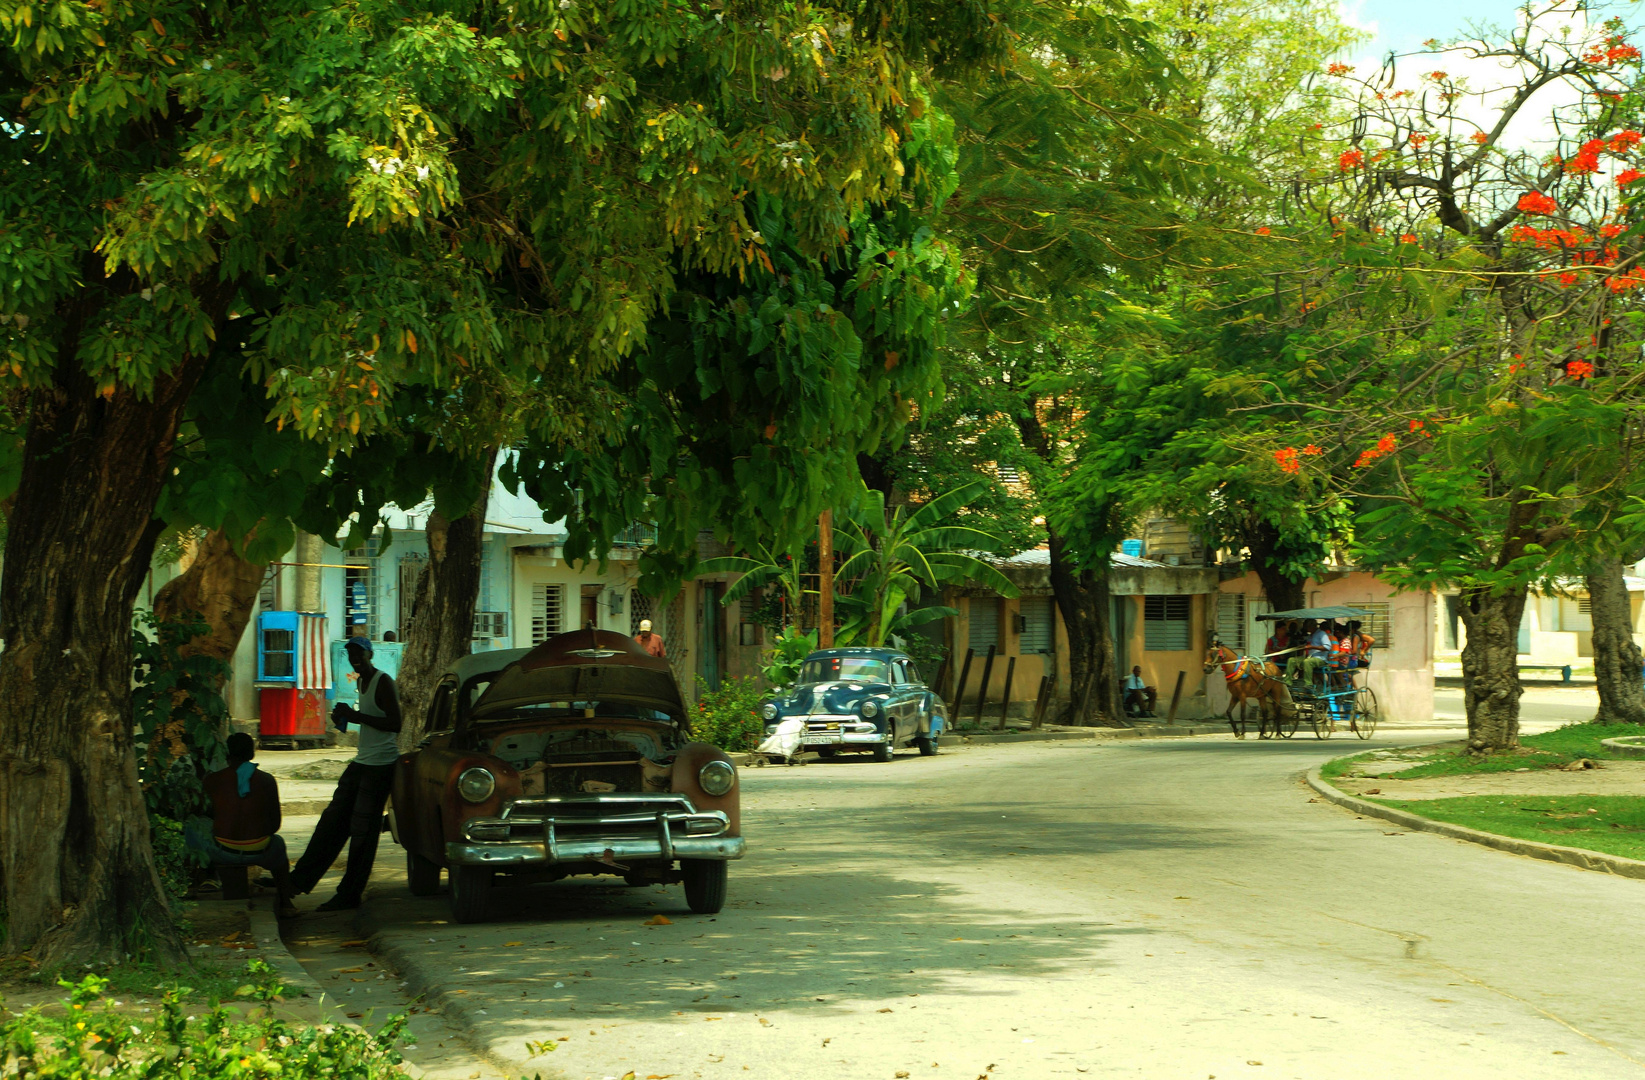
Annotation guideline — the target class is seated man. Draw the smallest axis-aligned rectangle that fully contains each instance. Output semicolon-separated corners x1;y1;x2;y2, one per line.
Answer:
1123;666;1158;717
188;733;298;918
1285;619;1330;685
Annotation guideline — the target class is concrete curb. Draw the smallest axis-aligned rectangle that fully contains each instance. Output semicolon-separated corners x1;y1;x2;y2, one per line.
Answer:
1601;736;1645;760
1306;763;1645;882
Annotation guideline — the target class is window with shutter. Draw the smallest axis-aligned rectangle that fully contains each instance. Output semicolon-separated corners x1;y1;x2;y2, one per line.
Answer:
531;583;565;644
969;600;1000;651
1215;593;1245;651
1143;595;1192;651
1356;601;1394;649
1019;597;1055;654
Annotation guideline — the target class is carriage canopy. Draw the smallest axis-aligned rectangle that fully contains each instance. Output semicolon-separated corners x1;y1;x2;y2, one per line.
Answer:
1254;606;1373;621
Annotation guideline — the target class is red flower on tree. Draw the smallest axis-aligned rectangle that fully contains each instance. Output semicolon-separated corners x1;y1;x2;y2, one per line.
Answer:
1517;191;1559;215
1301;444;1323;455
1618;168;1644;187
1338;149;1365;172
1398;233;1418;244
1471;131;1489;144
1273;448;1301;474
1568;361;1595;378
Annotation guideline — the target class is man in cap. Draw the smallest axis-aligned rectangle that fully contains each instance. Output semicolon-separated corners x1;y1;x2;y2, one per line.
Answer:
289;635;401;911
634;618;667;658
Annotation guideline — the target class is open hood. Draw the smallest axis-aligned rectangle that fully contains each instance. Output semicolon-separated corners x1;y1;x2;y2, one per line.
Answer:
466;629;687;727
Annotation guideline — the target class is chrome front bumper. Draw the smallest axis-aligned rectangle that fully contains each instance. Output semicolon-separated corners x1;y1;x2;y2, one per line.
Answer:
798;715;887;746
448;793;745;868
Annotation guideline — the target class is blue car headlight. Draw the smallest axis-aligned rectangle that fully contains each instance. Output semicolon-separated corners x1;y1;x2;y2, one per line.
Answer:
760;702;779;721
861;699;879;718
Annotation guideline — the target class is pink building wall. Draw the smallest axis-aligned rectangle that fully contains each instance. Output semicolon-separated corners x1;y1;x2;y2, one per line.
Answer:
1210;572;1434;723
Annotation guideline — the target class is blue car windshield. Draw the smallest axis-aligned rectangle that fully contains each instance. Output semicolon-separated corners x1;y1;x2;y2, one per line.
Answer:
800;658;889;684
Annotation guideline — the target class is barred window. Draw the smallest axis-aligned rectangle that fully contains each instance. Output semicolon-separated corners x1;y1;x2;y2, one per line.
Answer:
531;583;565;644
1355;601;1393;650
1143;595;1192;651
630;591;654;636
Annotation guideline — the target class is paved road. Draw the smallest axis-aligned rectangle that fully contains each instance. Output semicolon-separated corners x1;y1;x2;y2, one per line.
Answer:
342;715;1645;1080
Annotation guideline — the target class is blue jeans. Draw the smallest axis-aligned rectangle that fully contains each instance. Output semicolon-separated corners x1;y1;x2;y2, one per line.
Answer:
184;818;295;898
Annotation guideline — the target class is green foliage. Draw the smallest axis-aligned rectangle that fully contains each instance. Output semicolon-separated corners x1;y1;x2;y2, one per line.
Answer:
146;815;197;906
834;482;1017;646
689;677;767;753
760;628;818;690
131;610;229;822
2;961;410;1079
1351;723;1645;780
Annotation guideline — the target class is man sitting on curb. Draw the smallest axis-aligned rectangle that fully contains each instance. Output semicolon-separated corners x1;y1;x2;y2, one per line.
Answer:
1123;666;1158;718
189;733;299;919
290;636;402;912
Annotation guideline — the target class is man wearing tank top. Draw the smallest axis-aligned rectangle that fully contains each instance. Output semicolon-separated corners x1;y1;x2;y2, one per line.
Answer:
290;635;402;911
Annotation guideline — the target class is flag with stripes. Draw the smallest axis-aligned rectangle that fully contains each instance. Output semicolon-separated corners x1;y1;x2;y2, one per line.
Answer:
298;613;332;690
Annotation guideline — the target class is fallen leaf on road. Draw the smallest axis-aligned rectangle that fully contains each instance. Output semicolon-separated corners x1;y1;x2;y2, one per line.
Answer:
1247;1062;1262;1066
647;1075;675;1078
340;940;368;948
643;915;673;926
878;1008;893;1013
504;941;524;947
345;1011;362;1018
1363;788;1381;795
897;1073;911;1078
705;1016;722;1021
339;967;363;973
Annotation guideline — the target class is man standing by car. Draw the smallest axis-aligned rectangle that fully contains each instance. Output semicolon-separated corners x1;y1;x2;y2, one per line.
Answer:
290;636;401;912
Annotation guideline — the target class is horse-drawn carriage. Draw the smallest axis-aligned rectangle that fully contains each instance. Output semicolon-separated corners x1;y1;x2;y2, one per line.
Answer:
1203;605;1381;740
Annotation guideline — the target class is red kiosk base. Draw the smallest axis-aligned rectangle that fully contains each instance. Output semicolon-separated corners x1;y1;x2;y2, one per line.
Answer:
258;687;329;746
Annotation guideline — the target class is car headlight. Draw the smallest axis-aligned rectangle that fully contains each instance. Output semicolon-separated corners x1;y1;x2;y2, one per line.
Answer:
698;759;736;797
457;767;496;803
860;699;879;718
760;702;779;721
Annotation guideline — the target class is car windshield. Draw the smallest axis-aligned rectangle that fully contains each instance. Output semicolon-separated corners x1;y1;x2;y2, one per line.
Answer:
799;657;889;684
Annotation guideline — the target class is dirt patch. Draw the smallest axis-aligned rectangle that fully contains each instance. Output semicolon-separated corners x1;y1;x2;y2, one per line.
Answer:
1336;759;1645;801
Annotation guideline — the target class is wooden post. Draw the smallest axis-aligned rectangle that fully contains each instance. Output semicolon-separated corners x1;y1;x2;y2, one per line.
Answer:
931;655;951;703
997;656;1016;729
1165;670;1186;724
818;509;834;648
953;648;974;710
1030;675;1051;729
972;645;997;726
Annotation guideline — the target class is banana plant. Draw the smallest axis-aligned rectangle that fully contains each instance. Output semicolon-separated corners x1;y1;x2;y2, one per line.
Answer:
833;482;1020;647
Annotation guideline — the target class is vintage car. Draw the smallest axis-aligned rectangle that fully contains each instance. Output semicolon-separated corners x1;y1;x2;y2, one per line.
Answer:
759;647;946;761
389;629;745;923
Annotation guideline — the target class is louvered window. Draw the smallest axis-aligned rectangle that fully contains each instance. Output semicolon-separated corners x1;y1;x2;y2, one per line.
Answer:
1356;601;1393;649
969;600;1000;651
1143;595;1192;651
1216;593;1245;651
1019;597;1055;654
531;583;565;644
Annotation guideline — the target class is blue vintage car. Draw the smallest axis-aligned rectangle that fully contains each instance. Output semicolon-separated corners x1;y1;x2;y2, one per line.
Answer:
760;647;947;761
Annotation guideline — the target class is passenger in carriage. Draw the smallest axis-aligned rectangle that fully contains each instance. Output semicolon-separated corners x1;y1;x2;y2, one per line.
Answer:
1285;619;1331;684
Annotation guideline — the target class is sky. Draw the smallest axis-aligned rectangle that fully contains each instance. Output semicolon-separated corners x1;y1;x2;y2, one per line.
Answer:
1343;0;1551;59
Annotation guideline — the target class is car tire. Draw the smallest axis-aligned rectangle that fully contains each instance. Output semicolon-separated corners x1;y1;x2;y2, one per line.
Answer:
914;735;938;756
448;864;492;924
407;848;441;896
871;737;894;763
681;859;728;914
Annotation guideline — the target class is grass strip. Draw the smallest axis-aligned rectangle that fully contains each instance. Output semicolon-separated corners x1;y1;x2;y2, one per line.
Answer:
1357;721;1645;779
1366;793;1645;862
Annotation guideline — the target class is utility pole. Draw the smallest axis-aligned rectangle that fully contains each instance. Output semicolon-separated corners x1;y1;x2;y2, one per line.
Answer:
818;509;834;647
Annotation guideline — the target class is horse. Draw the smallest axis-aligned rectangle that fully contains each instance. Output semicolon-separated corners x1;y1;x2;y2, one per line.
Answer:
1203;641;1296;738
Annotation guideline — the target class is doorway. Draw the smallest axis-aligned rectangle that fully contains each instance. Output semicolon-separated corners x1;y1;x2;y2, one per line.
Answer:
699;583;724;691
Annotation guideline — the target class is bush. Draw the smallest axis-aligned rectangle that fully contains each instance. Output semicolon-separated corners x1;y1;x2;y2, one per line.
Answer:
759;627;816;689
1;961;411;1079
147;814;200;904
690;676;767;751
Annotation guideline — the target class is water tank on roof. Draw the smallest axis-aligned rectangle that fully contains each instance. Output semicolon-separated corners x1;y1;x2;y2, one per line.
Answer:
1121;539;1144;558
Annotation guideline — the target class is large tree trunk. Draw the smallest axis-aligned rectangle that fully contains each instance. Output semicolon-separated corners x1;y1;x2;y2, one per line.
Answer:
0;361;211;967
1586;557;1645;725
1244;518;1307;612
1047;529;1124;727
1457;583;1529;753
398;448;498;748
152;528;265;675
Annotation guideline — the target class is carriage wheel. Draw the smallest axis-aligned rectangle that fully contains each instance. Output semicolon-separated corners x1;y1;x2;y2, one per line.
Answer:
1279;706;1301;739
1352;687;1381;740
1255;706;1274;739
1310;700;1331;739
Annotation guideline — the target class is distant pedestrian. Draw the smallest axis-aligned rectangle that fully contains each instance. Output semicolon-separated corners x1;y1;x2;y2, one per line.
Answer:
634;618;667;659
189;733;299;918
290;637;401;912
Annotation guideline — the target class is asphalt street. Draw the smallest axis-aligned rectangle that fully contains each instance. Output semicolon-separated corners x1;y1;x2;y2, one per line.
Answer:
331;692;1645;1080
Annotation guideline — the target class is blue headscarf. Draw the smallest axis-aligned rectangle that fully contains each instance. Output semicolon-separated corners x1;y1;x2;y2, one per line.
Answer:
235;761;257;798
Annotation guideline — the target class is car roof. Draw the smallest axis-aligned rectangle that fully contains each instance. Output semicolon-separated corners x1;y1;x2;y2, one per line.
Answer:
805;648;906;661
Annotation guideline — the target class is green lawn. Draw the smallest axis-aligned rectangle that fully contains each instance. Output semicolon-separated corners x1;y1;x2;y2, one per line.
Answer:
1366;794;1645;862
1344;721;1645;780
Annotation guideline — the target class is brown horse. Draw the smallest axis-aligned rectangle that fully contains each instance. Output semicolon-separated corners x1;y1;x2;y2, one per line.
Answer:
1203;642;1296;738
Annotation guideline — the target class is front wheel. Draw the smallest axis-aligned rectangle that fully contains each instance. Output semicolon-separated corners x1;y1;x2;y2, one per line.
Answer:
1352;687;1380;740
871;736;894;763
681;860;728;914
448;864;493;924
407;848;441;896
